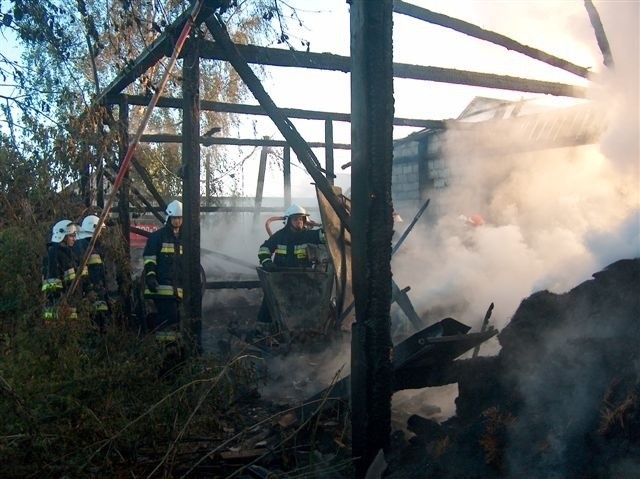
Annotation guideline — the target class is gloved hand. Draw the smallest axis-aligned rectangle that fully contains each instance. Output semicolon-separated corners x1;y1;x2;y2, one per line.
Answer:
262;260;277;272
146;275;159;292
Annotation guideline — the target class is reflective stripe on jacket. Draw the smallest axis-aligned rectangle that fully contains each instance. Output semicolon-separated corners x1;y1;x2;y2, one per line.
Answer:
142;225;184;300
258;226;325;268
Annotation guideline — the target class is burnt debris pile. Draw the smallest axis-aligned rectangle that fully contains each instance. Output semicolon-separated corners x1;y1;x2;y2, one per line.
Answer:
384;258;640;479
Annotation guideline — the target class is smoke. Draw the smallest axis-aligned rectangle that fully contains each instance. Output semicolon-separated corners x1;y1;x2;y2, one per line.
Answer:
392;2;639;345
258;337;351;404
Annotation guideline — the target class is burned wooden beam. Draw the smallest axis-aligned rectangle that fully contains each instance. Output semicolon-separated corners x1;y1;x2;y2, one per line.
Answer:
350;1;395;475
182;39;203;351
204;14;351;230
139;134;351;150
393;0;592;79
130;157;168;212
105;94;444;129
197;39;586;98
584;0;615;68
103;168;164;223
301;318;499;418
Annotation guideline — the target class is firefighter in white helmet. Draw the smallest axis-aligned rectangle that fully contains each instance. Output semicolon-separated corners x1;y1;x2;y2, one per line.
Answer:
74;214;110;333
142;200;184;340
256;203;326;324
42;219;85;321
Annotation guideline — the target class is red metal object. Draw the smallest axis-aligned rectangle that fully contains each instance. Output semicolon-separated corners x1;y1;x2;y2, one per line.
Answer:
265;216;285;236
130;224;160;247
265;216;322;236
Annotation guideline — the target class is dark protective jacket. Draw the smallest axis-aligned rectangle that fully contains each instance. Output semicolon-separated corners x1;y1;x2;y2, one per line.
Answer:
74;238;109;312
143;224;183;300
42;243;86;294
74;238;107;294
258;225;325;268
41;242;86;320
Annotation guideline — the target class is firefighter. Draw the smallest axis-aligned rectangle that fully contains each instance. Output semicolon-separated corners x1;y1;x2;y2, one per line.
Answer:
258;204;325;270
75;214;110;333
142;200;184;343
42;219;85;322
256;204;326;325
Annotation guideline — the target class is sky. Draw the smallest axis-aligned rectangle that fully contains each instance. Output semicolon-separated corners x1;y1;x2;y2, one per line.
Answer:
236;0;601;199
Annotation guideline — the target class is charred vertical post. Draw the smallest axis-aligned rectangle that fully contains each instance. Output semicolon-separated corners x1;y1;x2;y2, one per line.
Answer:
253;140;268;226
325;119;335;185
284;145;291;207
350;0;395;476
117;99;133;321
182;38;202;351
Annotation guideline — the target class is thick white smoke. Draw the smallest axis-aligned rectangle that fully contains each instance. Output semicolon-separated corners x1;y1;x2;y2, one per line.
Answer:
392;1;639;346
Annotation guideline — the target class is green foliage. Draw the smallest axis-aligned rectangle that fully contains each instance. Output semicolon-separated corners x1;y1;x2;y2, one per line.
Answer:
0;225;47;337
0;324;257;476
1;0;311;201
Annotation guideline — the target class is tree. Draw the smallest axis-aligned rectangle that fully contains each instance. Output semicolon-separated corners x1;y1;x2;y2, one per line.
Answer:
0;0;307;204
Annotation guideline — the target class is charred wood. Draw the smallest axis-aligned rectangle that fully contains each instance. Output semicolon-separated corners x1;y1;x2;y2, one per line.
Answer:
197;40;586;98
106;94;444;129
393;0;592;79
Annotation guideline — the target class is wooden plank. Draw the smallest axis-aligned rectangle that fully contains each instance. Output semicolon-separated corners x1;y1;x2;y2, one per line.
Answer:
325;119;334;185
139;134;351;149
102;168;165;223
584;0;614;68
182;41;203;350
393;0;592;79
253;143;268;227
198;39;586;98
130;157;168;212
105;94;446;129
350;1;395;476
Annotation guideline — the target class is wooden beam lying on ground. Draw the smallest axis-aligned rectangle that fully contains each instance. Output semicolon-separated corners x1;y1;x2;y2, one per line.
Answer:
197;40;586;98
393;0;592;79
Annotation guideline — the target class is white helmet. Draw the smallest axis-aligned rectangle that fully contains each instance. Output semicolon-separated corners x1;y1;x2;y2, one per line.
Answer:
165;200;183;221
51;220;78;243
284;204;308;220
78;214;104;240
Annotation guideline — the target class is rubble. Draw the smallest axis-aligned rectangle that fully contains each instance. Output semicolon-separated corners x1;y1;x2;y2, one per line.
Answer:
384;258;640;478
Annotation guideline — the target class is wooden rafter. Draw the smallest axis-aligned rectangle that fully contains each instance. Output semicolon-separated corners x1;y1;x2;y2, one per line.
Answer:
584;0;615;68
139;134;351;149
393;0;593;79
197;40;586;98
105;94;447;129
